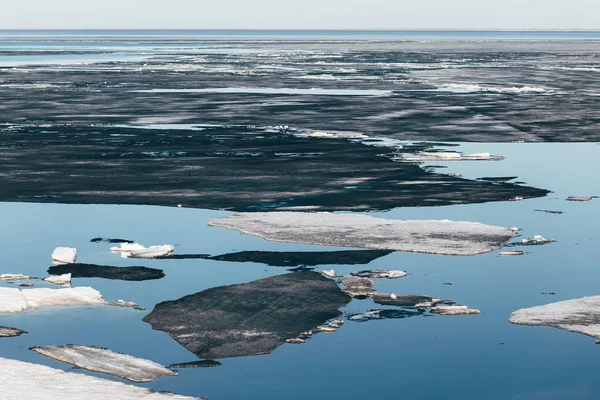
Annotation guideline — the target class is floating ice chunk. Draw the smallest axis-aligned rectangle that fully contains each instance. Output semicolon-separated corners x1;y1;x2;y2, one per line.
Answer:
500;251;524;256
350;270;407;279
208;212;515;256
373;293;434;307
431;305;480;315
0;287;105;313
340;275;374;290
32;345;177;383
0;356;203;399
43;273;71;286
509;296;600;339
0;326;26;337
317;326;336;333
142;272;350;359
566;196;593;201
111;243;174;259
438;83;549;94
21;287;105;310
510;227;520;232
110;242;146;253
52;247;77;264
321;269;336;278
1;274;29;280
285;338;305;344
519;235;555;245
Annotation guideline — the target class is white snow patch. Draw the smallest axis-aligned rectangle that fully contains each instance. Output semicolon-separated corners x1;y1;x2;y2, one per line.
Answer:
321;269;336;278
52;247;77;264
208;212;515;256
0;356;203;399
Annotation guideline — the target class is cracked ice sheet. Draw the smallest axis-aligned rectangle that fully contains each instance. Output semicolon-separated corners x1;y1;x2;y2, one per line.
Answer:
0;287;105;313
0;356;204;400
32;345;177;383
509;296;600;339
208;212;515;256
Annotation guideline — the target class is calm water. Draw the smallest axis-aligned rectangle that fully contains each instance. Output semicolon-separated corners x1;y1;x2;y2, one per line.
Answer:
1;142;599;400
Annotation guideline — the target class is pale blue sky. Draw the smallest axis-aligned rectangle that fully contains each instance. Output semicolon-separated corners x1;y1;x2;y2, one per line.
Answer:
1;0;598;30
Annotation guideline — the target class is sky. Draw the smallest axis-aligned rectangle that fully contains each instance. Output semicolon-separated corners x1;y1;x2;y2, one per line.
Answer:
0;0;599;30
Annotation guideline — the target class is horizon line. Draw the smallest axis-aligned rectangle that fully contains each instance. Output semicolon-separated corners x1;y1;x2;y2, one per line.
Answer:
1;28;600;32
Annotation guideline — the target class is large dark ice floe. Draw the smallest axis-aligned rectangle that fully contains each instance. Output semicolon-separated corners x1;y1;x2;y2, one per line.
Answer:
48;263;165;281
0;356;203;399
510;296;600;339
31;344;177;382
208;212;516;255
142;271;351;359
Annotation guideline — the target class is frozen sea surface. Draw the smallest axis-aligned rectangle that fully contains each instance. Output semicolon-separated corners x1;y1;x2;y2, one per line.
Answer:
0;142;599;399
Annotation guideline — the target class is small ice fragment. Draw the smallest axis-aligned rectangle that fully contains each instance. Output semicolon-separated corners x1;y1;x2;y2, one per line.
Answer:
18;282;33;287
1;274;29;280
566;196;593;202
510;227;520;232
321;269;336;278
51;247;76;264
317;326;336;333
130;245;174;259
350;270;407;279
510;196;524;202
431;305;480;315
419;152;461;160
390;294;397;300
43;273;71;286
519;235;555;245
285;338;305;344
500;251;524;256
110;243;146;253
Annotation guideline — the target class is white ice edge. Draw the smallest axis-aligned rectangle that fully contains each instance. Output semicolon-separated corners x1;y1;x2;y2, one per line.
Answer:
0;356;203;399
0;287;105;313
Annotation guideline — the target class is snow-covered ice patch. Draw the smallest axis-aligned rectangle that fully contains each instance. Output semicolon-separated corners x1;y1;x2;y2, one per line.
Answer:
111;243;174;258
32;345;177;383
1;273;30;280
43;273;71;286
510;296;600;339
437;83;551;94
208;212;515;256
0;356;203;399
52;247;77;264
0;287;105;313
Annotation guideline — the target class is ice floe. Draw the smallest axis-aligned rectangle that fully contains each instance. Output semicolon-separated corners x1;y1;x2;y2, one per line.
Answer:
32;345;177;382
566;196;594;202
402;151;502;162
1;273;30;280
142;271;351;359
0;356;203;399
48;263;165;281
350;270;407;279
431;305;480;315
321;269;336;278
43;273;71;286
373;293;438;307
170;360;222;368
208;212;516;256
52;247;77;264
111;243;174;258
509;296;600;339
518;235;555;246
500;251;524;256
0;326;26;337
0;287;105;313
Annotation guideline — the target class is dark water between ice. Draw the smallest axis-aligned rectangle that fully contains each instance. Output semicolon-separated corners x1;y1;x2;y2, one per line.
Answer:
1;143;599;400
